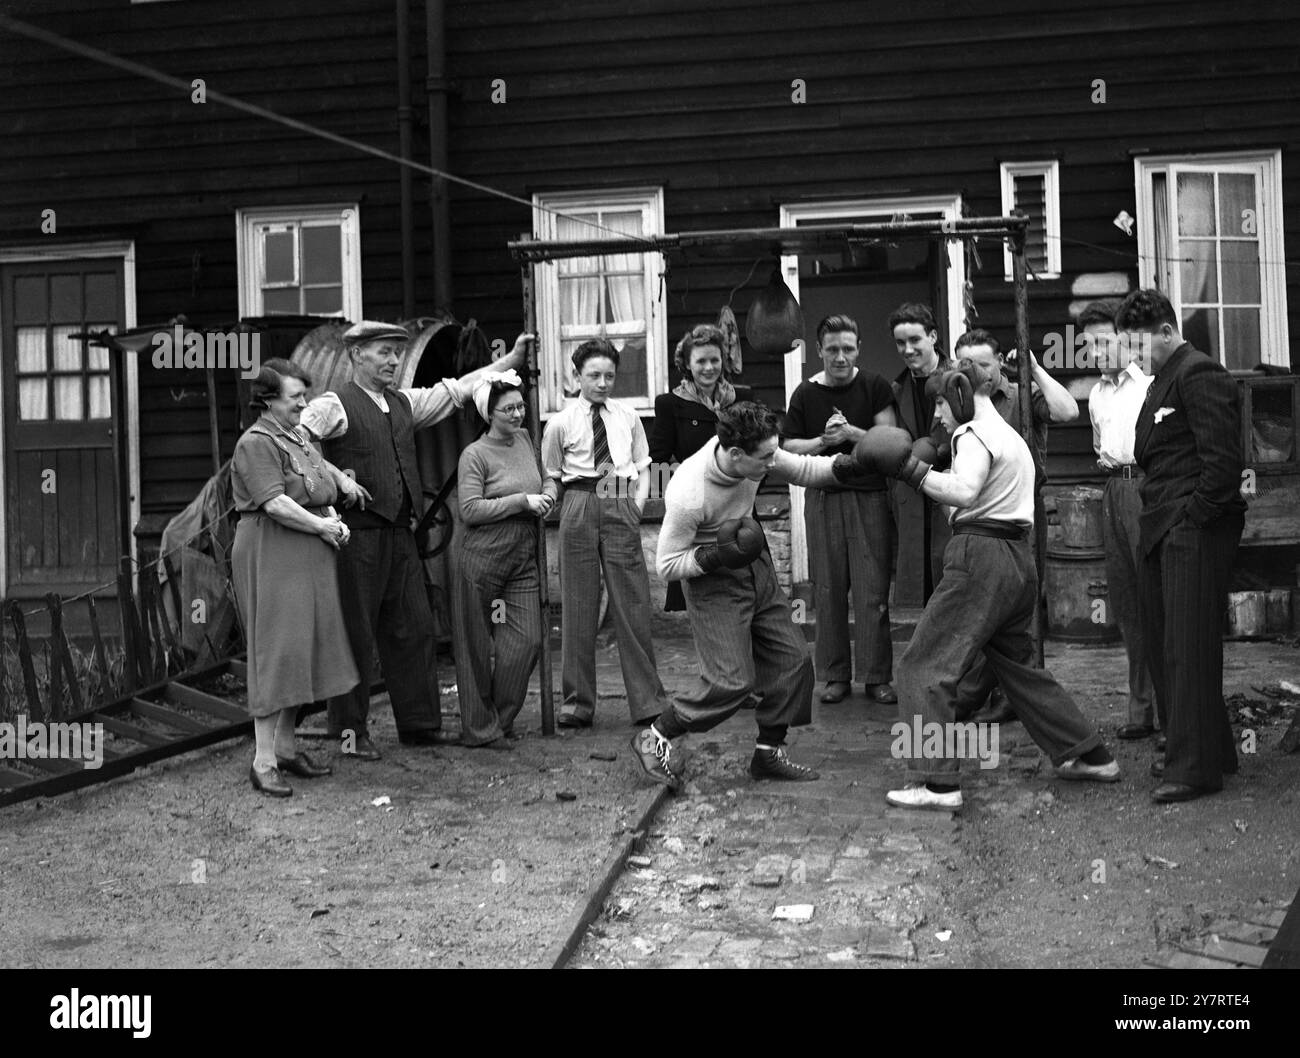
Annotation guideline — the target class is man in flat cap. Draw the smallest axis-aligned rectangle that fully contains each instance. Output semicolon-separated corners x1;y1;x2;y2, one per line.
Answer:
301;320;533;760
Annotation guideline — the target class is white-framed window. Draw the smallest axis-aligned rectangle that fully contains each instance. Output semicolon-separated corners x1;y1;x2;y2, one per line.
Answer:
1000;160;1061;280
236;205;361;319
532;187;666;415
1135;150;1288;369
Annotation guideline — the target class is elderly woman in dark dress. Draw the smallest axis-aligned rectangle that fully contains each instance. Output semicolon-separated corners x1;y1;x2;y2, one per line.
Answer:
231;358;367;796
649;323;751;611
453;370;557;747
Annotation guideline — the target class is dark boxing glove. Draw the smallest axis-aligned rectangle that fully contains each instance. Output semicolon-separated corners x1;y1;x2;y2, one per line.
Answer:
853;426;931;491
695;517;764;573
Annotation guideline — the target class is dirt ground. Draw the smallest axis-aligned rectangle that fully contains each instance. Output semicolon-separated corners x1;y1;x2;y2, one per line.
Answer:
1;630;1296;969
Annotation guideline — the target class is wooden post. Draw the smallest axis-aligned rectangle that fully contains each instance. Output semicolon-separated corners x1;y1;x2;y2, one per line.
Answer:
1010;226;1043;667
117;568;143;692
85;593;111;702
204;365;222;478
521;250;555;736
44;639;61;722
6;602;44;721
45;593;84;718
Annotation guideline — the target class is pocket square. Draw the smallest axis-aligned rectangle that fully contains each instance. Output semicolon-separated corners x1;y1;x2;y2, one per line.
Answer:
1154;406;1176;424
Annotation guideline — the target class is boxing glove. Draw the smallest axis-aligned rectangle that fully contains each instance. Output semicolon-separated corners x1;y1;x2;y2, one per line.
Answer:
853;426;932;491
696;517;765;573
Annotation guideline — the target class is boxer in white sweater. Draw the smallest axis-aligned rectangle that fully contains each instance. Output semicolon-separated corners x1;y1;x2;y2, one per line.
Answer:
632;401;868;790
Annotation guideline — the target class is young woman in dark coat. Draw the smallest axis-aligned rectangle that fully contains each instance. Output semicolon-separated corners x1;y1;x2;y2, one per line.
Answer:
649;323;751;610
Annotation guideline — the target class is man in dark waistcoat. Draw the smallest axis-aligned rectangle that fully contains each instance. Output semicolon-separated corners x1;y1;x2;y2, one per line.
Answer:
300;320;530;760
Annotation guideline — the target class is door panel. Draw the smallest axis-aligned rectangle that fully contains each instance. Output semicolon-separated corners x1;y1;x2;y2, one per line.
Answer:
2;260;125;596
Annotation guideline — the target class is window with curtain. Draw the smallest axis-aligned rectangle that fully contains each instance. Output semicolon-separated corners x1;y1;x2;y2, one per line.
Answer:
533;188;666;414
14;270;115;422
1000;160;1061;279
1137;152;1288;369
236;205;361;320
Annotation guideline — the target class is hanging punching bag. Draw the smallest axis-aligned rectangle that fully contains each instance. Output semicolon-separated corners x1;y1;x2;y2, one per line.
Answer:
744;262;804;356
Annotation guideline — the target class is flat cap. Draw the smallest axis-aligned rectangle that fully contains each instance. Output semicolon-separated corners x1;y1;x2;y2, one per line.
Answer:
342;320;410;345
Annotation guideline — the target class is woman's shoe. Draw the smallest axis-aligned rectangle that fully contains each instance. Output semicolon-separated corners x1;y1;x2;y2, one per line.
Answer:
250;764;292;797
276;752;332;778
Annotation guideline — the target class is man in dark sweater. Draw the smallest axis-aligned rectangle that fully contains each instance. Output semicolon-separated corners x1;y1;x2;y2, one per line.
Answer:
784;314;898;704
301;320;529;760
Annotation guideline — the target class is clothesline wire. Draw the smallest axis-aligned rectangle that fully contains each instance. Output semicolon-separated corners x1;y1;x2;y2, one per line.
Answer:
0;14;660;250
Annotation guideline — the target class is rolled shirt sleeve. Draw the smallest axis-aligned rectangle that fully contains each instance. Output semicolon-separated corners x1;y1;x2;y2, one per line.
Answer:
299;392;347;441
402;379;469;431
630;414;652;473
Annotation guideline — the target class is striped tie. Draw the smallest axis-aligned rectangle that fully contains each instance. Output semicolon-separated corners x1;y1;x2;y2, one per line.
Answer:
591;404;611;472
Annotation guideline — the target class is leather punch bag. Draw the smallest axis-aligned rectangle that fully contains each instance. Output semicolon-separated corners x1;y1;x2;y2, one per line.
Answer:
744;261;804;356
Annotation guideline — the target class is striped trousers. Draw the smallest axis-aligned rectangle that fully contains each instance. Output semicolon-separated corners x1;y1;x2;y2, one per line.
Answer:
452;519;543;745
663;553;814;737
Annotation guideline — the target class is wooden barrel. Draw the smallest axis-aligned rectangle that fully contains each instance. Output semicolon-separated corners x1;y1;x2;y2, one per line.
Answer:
1054;486;1105;551
1227;591;1267;637
1044;547;1120;643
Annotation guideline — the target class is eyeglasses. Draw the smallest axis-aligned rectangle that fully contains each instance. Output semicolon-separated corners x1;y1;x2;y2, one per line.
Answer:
496;404;526;416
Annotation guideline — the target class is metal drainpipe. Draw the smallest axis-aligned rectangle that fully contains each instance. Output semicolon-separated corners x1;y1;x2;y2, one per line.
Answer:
425;0;453;313
396;0;416;318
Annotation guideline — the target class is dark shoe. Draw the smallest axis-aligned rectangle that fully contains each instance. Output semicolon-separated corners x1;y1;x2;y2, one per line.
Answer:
557;713;592;729
1117;723;1156;741
502;728;524;742
249;764;292;797
750;746;819;782
864;682;898;704
1152;782;1211;803
630;728;683;791
972;691;1017;725
467;737;514;751
1155;734;1167;752
1150;759;1165;779
820;681;851;704
276;751;332;779
340;734;382;761
398;729;460;747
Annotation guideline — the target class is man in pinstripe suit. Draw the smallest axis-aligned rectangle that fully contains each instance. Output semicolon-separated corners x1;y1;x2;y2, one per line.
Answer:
1119;289;1246;803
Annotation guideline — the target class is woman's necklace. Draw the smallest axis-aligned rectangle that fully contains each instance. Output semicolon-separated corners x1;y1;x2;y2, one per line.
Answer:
263;417;325;496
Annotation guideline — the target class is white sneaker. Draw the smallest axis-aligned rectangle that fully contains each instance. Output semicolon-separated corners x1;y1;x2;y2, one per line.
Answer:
1056;758;1121;783
886;783;963;810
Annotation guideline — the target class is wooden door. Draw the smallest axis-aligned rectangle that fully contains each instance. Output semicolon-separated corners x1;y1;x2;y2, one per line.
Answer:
1;260;125;597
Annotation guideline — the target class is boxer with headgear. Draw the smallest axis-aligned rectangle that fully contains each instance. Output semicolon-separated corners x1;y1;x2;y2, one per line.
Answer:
855;359;1119;809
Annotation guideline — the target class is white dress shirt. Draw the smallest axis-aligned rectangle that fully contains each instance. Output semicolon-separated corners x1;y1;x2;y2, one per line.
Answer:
1088;361;1153;467
541;395;651;484
300;378;471;440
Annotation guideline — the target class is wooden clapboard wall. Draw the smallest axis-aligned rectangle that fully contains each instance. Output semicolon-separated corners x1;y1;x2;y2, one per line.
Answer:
1;0;1297;550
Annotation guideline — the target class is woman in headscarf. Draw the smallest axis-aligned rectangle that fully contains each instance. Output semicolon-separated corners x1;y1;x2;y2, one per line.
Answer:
649;323;751;611
230;358;366;796
452;370;556;747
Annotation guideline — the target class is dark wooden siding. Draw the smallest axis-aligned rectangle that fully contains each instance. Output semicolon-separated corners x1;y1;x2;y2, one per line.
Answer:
0;0;439;518
2;0;1297;535
443;0;1300;479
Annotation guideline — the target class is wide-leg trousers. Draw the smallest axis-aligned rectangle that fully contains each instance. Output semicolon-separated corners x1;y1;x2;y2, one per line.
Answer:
1102;476;1155;726
453;519;543;745
665;553;814;736
1138;513;1242;790
805;488;893;685
897;532;1101;785
327;525;441;739
558;489;666;724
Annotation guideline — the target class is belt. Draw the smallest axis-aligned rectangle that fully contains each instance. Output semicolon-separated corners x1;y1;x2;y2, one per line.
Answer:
952;520;1027;541
1100;463;1144;479
563;477;605;493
